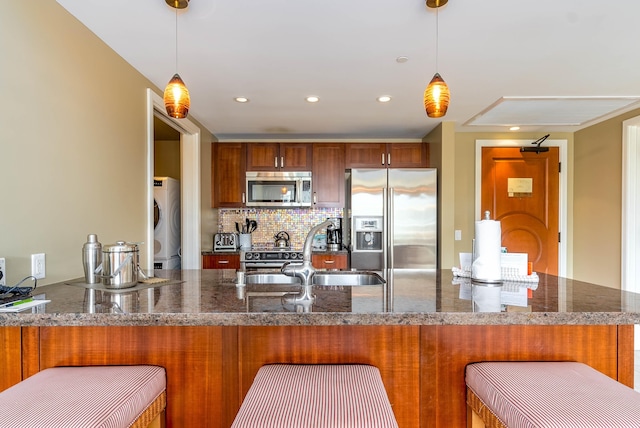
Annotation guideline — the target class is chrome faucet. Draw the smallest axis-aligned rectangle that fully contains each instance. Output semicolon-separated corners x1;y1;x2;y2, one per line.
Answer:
281;219;333;305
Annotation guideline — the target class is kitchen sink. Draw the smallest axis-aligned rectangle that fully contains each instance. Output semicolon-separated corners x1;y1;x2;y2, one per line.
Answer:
242;271;385;287
312;271;385;286
243;272;301;285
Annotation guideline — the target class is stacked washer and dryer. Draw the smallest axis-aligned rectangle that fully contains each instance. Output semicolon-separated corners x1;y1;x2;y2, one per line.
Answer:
153;177;181;270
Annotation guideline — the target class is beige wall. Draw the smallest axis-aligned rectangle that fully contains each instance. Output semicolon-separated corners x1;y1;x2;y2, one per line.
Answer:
424;122;456;269
0;2;212;285
154;140;181;180
573;108;640;287
201;142;217;252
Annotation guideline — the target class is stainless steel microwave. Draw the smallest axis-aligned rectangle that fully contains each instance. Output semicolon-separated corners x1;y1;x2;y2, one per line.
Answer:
245;171;312;207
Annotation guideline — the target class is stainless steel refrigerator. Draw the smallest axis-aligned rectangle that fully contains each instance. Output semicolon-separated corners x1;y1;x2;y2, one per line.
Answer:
349;169;438;271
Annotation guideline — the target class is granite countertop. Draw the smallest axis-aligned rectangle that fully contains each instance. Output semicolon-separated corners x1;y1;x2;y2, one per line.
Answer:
1;269;640;326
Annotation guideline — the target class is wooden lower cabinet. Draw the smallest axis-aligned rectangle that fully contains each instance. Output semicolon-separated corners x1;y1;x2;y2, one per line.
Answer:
0;327;22;392
203;254;240;269
12;323;633;428
34;326;237;428
422;325;630;428
311;253;348;270
237;325;421;427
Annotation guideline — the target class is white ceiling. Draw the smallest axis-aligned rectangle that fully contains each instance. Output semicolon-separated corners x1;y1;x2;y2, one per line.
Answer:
56;0;640;141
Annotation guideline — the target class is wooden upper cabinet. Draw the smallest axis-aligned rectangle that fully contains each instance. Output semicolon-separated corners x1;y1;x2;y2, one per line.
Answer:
212;142;246;208
388;143;429;168
344;143;387;168
247;143;312;171
312;143;345;208
345;143;428;168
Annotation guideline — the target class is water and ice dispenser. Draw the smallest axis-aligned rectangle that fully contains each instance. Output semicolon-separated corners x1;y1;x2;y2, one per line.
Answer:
353;217;383;251
351;216;384;270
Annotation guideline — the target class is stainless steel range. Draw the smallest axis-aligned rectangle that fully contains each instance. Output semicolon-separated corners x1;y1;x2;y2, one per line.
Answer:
240;248;304;270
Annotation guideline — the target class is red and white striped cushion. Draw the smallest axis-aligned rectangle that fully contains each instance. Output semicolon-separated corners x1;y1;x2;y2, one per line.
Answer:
0;365;166;428
232;364;399;428
466;361;640;428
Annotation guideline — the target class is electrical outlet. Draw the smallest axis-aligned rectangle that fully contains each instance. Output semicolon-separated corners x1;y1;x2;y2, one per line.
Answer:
0;258;5;286
31;253;46;279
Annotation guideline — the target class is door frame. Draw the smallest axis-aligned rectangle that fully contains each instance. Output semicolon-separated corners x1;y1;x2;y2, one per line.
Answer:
145;88;201;271
475;139;568;277
622;115;640;295
621;116;640;350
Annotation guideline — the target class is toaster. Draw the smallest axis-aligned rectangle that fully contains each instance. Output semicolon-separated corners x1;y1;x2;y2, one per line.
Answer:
213;233;238;252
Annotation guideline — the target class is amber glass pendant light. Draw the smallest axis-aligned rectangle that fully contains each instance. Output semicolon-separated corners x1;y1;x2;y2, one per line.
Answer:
164;0;190;119
424;0;450;118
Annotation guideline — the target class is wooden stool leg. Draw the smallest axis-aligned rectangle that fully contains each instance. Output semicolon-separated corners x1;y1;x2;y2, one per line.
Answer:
467;405;485;428
147;410;165;428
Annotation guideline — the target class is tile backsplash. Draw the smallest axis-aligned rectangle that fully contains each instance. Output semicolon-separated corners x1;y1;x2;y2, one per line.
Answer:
217;208;343;249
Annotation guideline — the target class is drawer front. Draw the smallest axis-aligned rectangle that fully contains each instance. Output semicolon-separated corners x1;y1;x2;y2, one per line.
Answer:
312;254;348;270
203;255;240;269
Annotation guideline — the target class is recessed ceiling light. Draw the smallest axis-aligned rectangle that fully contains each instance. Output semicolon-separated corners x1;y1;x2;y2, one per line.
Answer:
396;56;409;63
306;96;319;103
509;126;520;131
234;97;249;103
377;96;392;103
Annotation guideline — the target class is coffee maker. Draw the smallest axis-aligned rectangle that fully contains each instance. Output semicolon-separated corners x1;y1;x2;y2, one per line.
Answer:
326;217;343;251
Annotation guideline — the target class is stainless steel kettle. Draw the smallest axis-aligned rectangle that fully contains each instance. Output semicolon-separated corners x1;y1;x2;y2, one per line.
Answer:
274;231;290;248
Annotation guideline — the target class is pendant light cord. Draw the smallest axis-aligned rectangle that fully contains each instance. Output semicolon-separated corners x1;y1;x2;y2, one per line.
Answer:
435;4;439;71
174;4;179;73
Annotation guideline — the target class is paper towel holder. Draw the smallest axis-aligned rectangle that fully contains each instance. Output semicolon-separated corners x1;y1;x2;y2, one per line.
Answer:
471;211;504;285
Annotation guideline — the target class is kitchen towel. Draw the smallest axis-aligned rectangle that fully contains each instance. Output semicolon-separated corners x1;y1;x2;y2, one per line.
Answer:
471;218;502;282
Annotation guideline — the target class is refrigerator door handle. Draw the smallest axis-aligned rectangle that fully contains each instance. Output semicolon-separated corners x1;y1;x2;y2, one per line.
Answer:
388;187;394;270
383;187;389;271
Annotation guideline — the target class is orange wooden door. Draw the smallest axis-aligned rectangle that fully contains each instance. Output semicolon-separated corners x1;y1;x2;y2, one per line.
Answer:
481;147;559;274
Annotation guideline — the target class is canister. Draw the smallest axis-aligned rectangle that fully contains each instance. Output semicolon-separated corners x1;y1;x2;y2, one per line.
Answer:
101;241;139;289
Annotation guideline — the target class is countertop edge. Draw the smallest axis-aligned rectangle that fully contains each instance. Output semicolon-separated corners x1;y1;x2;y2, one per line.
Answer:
2;311;639;327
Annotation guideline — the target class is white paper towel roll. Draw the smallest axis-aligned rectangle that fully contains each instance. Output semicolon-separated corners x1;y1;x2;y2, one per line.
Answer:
471;219;502;282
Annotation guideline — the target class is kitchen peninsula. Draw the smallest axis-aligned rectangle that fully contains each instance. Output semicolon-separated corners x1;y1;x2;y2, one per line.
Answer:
1;270;638;428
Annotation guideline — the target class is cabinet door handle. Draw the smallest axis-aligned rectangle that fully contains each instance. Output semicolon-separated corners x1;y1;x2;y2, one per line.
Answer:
381;153;385;165
218;260;229;264
274;157;278;168
324;260;335;264
281;156;284;169
387;153;391;165
242;192;245;204
313;192;317;204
